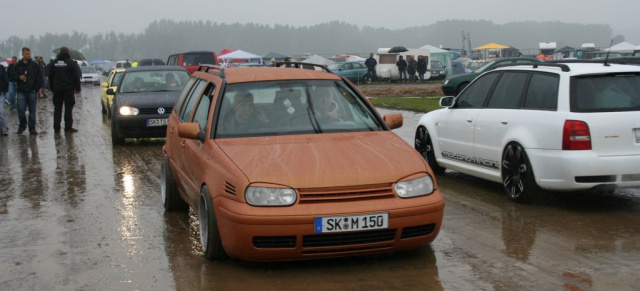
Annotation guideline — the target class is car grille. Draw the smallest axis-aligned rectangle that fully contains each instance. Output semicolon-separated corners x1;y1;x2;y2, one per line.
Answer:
401;224;436;239
302;244;393;255
121;126;167;135
302;229;397;248
138;107;172;115
297;184;395;203
253;236;296;248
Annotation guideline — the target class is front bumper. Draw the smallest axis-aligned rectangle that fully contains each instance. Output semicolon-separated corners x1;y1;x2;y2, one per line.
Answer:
213;192;445;261
528;149;640;191
113;114;169;139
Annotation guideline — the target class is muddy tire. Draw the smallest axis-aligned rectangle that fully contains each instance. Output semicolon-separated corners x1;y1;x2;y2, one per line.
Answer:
501;143;537;203
111;106;125;145
456;82;469;95
161;154;188;212
199;186;226;260
415;126;445;175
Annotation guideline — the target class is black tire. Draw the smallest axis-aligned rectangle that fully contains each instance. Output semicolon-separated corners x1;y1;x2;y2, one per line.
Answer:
101;99;106;114
456;82;469;95
415;126;445;174
111;106;125;145
161;154;188;212
199;186;226;260
107;100;112;118
501;143;537;203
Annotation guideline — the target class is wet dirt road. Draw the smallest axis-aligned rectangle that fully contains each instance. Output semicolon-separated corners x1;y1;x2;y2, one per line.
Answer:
1;84;639;290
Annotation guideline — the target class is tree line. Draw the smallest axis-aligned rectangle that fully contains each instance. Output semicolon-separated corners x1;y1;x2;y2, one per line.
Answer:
0;19;614;61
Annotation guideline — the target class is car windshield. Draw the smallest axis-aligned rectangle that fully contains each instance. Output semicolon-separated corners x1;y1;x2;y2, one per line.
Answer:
572;73;640;112
112;71;124;86
216;80;383;138
183;53;215;66
119;70;190;93
431;61;443;69
81;67;96;74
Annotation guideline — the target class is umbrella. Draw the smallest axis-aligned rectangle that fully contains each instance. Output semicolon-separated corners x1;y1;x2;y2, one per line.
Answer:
388;46;408;53
52;48;86;60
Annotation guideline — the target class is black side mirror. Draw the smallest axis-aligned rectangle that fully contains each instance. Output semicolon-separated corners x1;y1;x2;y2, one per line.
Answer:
440;96;455;108
106;88;115;95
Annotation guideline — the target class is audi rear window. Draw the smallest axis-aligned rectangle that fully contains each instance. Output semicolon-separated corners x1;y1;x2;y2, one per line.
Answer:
571;73;640;112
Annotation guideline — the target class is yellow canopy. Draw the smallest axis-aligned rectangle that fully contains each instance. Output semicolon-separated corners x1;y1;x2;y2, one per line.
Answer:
474;43;511;50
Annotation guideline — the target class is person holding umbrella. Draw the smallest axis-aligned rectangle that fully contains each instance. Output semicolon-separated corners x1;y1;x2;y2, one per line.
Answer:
49;46;81;133
9;47;42;135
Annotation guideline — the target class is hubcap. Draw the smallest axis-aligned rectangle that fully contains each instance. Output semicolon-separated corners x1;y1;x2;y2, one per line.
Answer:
415;128;431;161
199;199;208;249
502;145;526;198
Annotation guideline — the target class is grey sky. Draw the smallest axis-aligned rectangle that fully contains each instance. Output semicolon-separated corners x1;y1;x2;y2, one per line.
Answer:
3;0;638;41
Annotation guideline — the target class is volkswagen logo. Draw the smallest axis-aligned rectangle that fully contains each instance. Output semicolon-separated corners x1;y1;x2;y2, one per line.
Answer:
157;107;165;114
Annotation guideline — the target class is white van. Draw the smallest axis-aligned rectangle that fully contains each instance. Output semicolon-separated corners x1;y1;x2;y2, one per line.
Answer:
375;48;431;81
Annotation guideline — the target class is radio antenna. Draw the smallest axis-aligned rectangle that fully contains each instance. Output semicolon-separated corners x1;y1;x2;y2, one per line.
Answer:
603;38;614;67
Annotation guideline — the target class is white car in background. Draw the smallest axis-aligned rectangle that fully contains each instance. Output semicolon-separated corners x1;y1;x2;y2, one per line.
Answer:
80;66;101;85
415;62;640;202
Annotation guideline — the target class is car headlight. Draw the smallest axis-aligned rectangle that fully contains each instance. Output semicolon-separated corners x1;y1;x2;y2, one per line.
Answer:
443;79;449;85
245;186;297;206
395;176;434;198
119;106;139;116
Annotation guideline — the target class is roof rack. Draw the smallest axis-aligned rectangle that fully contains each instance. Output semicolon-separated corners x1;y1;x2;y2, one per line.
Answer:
197;64;225;78
494;62;571;72
275;62;333;73
551;57;640;66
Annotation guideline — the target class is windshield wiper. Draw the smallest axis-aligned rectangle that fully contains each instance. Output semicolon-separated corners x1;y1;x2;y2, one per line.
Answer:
304;86;323;134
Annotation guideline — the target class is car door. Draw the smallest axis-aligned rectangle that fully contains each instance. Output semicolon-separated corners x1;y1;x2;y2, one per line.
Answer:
436;72;499;164
102;70;115;106
339;63;354;80
352;62;367;81
473;71;529;170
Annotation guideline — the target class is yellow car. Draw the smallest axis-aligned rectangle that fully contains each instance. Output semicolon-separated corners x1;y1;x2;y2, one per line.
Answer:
101;68;126;118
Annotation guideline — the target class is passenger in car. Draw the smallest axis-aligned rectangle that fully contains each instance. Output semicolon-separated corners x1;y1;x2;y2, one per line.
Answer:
164;73;180;89
225;91;269;133
312;86;342;121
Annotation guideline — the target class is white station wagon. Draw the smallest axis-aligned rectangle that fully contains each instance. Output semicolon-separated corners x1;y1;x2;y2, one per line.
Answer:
415;62;640;202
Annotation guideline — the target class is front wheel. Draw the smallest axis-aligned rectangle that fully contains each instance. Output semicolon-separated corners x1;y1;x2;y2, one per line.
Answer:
501;143;537;203
199;186;226;260
415;126;445;174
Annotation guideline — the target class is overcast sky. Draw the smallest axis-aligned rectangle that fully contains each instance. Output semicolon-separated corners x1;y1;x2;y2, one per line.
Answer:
2;0;638;41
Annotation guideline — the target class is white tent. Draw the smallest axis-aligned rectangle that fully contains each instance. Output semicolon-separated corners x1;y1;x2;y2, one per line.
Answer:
420;44;453;78
345;55;365;62
606;42;637;54
302;54;335;65
217;50;263;63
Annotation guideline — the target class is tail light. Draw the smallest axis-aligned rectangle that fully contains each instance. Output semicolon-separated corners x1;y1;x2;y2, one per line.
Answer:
563;120;591;150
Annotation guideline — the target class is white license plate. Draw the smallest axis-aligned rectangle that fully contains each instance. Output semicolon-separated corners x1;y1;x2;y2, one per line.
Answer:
314;213;388;233
635;128;640;143
147;119;167;127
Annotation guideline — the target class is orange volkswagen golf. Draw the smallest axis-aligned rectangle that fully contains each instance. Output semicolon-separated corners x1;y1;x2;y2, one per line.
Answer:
162;64;445;261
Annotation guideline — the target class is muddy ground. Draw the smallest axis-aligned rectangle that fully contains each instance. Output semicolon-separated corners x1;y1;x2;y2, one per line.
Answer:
357;82;443;97
0;83;639;291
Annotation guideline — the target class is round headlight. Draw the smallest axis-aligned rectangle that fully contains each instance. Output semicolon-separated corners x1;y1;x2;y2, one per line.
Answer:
119;106;139;116
245;186;297;206
395;176;434;198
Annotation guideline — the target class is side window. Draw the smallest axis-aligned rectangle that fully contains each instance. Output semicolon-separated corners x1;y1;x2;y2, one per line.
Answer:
192;87;214;134
355;63;364;69
174;77;197;115
179;80;206;122
487;72;529;109
456;72;499;108
524;73;559;110
342;63;353;70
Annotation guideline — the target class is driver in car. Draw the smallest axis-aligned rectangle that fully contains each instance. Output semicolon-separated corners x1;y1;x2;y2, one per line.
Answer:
226;91;269;133
129;77;146;92
165;73;180;89
312;86;341;121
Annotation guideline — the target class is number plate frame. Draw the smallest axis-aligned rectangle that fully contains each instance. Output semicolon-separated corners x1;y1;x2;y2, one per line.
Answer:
147;118;168;127
314;213;388;233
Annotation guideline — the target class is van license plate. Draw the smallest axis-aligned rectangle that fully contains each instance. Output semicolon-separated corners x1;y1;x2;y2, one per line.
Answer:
147;119;167;127
635;128;640;143
314;213;388;233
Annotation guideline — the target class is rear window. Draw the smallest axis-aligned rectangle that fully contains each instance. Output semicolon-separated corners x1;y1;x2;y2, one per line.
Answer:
571;73;640;112
183;53;215;66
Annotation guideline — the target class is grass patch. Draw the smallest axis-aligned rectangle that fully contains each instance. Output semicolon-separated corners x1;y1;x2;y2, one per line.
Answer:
370;97;443;113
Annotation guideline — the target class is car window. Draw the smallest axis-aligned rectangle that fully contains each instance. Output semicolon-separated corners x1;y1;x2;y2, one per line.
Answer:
487;72;529;109
571;73;640;112
342;63;353;70
455;72;499;108
111;72;124;87
174;77;197;114
192;86;213;133
179;80;207;122
354;63;364;69
524;73;559;110
183;53;215;66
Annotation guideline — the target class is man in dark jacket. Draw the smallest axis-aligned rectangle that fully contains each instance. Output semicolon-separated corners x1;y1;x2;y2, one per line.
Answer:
364;53;378;82
0;64;8;135
396;56;408;83
407;56;417;83
49;46;81;133
417;56;428;83
9;47;42;134
6;56;18;109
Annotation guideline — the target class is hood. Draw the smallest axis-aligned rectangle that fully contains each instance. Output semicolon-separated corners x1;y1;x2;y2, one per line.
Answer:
217;131;428;188
115;90;181;109
56;53;70;60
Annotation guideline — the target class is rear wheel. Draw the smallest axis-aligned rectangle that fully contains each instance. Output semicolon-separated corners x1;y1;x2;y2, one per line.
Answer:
363;74;372;84
415;126;445;174
199;186;226;260
107;100;112;118
501;143;537;203
456;82;469;95
161;154;188;212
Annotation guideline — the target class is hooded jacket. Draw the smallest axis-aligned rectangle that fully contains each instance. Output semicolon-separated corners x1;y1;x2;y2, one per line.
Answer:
49;52;81;92
11;58;42;92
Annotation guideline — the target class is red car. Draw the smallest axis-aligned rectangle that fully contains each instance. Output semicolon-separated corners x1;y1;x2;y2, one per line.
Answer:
167;51;219;74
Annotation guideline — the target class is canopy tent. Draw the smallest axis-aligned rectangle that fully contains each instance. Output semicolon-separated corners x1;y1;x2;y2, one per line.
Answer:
555;46;575;53
218;48;237;56
217;50;263;64
419;44;453;78
605;42;637;54
474;43;510;50
302;54;335;66
262;52;289;65
330;54;365;62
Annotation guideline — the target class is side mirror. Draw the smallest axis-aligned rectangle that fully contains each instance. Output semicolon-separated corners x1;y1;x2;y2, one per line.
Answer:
440;96;455;108
178;122;205;142
101;82;108;88
106;88;115;95
383;114;403;130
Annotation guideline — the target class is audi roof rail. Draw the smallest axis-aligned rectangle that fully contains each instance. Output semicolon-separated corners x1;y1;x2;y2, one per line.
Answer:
551;58;640;66
197;64;225;78
494;62;571;72
275;62;333;73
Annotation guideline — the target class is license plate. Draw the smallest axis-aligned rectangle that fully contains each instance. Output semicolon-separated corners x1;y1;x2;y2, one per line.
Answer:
147;119;167;127
314;213;388;233
635;128;640;143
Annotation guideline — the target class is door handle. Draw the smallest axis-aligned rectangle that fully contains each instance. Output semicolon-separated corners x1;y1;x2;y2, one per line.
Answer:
180;140;186;148
500;120;508;125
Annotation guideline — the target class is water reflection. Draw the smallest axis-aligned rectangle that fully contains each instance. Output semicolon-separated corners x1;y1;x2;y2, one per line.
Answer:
18;136;45;209
501;206;537;261
54;134;87;207
0;137;10;215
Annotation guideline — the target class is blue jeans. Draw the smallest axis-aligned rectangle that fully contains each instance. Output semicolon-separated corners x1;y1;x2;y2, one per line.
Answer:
367;68;378;82
8;82;17;108
0;93;7;133
17;91;37;131
419;73;425;82
399;70;407;82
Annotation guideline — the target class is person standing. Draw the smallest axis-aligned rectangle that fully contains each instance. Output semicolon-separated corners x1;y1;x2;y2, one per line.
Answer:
10;47;42;135
407;56;418;83
417;56;428;83
0;64;8;135
396;56;407;83
124;59;132;68
36;55;48;98
364;53;378;83
6;56;18;110
49;46;81;133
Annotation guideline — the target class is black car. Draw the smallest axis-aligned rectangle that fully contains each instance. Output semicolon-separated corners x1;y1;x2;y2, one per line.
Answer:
139;58;166;66
107;66;190;145
429;60;446;80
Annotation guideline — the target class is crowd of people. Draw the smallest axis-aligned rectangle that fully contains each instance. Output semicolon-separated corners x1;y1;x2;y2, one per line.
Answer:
0;46;81;136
